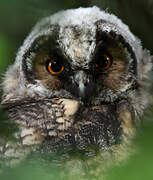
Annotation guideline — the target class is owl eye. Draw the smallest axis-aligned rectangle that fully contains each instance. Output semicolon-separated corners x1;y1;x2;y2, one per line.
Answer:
46;59;64;75
96;54;113;70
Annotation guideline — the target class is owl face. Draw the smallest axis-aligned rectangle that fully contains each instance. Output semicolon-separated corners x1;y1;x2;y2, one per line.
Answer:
1;7;152;151
22;20;137;105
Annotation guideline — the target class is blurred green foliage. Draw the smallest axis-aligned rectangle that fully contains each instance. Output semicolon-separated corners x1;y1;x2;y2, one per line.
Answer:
0;0;153;180
0;36;15;74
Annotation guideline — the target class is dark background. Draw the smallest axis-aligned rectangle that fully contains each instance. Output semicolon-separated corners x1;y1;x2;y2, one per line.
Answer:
0;0;153;179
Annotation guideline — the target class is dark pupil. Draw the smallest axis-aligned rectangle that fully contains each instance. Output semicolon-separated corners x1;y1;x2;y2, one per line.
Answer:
97;55;108;68
51;61;62;72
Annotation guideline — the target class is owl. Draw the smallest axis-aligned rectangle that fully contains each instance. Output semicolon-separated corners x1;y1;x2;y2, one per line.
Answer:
0;6;152;169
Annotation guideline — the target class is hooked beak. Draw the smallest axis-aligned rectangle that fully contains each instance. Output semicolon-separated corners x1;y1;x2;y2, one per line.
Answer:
73;70;91;98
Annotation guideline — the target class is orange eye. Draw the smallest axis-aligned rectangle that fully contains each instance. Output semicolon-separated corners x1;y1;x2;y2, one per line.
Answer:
96;54;113;70
47;59;64;75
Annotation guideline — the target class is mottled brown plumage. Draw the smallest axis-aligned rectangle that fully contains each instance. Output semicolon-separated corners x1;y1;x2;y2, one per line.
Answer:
0;7;152;176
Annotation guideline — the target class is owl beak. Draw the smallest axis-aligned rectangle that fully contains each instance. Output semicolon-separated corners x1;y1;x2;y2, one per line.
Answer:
74;71;89;98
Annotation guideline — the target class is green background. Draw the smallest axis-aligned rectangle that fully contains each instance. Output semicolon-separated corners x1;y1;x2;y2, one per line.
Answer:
0;0;153;179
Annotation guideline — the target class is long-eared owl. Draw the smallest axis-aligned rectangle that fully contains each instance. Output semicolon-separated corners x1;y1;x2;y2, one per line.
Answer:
0;6;152;168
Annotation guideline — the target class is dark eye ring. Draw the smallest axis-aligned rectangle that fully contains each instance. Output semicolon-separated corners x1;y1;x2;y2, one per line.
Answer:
96;54;113;70
46;58;64;75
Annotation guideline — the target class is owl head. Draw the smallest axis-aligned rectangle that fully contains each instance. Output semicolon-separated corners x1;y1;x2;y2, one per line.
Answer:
1;7;152;150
